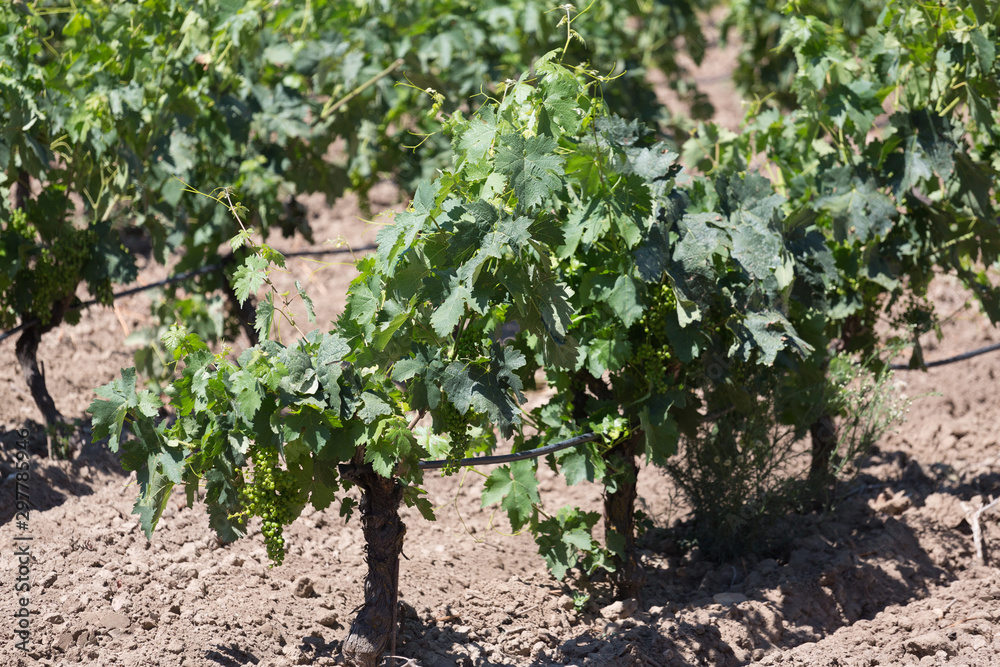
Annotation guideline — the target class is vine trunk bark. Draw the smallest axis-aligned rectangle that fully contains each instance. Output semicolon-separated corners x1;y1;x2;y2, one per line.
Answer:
15;317;67;457
808;413;838;507
340;461;406;667
603;432;645;600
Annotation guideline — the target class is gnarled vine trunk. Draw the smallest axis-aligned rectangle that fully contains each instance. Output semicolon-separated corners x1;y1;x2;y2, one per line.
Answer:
808;413;839;507
340;461;406;667
15;320;63;427
603;432;645;600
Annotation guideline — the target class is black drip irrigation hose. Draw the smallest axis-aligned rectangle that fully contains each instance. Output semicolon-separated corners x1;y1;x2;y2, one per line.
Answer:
418;432;601;470
0;243;378;345
887;341;1000;370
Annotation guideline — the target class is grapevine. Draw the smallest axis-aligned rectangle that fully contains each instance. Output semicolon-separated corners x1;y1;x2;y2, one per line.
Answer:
77;3;1000;664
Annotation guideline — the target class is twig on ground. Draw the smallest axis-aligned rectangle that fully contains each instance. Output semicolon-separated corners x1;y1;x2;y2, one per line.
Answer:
382;658;420;667
966;496;1000;564
112;302;131;337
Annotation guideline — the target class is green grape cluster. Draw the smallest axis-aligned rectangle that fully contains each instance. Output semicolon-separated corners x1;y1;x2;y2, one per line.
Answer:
92;280;115;307
437;397;474;475
10;225;98;325
634;283;678;394
642;283;677;340
237;446;307;566
453;334;479;360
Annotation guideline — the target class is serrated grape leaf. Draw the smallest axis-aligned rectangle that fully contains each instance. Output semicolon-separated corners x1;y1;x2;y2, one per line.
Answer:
231;370;262;421
970;26;995;72
494;134;564;211
970;0;990;24
674;213;725;277
729;220;786;283
88;367;161;452
739;311;811;364
208;504;246;544
391;356;427;383
556;447;600;485
156;445;187;484
542;331;580;371
295;280;316;323
359;391;392;424
315;335;349;411
481;460;539;531
88;392;130;453
535;508;600;580
818;179;896;243
232;254;268;304
825;80;880;135
376;180;435;273
634;225;670;283
281;345;318;394
372;310;409;351
639;397;680;465
458;105;499;166
133;459;174;538
440;347;525;438
606;177;649;248
585;335;631;376
365;419;420;479
284;406;333;454
441;361;475;413
608;275;644;327
470;346;527;437
254;293;275;341
309;472;337;512
627;146;681;181
955;152;994;219
339;497;357;522
316;332;351;364
457;214;533;287
342;278;379;340
718;173;781;219
430;282;472;337
535;526;576;580
535;272;575;340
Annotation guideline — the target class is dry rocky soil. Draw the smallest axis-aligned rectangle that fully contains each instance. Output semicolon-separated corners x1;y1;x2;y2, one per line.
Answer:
2;24;1000;667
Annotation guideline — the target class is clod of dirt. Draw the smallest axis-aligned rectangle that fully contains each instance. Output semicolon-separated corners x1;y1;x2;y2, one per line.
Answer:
869;488;913;515
293;576;318;598
599;598;638;621
906;629;958;657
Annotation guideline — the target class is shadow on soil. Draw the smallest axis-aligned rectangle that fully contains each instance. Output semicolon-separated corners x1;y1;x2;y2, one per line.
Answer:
398;445;990;666
0;418;127;526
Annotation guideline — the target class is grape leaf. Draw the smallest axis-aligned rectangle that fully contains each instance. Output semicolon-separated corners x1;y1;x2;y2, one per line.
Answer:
458;105;499;166
481;460;539;530
376;180;435;274
233;254;269;304
89;367;161;452
364;419;416;478
535;507;600;579
295;280;316;323
608;275;644;328
430;283;472;337
494;134;564;211
359;391;392;423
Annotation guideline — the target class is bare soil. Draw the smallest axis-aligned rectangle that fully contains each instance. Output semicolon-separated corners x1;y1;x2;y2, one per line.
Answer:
2;19;1000;667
